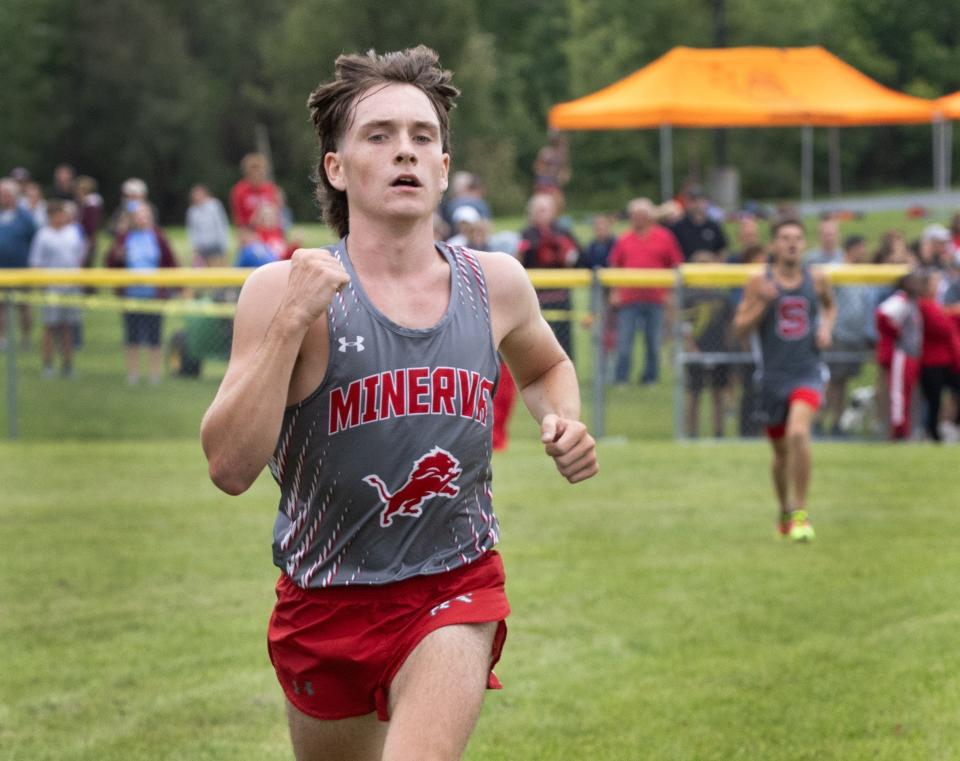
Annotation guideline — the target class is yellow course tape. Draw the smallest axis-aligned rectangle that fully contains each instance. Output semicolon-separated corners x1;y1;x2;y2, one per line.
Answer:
0;264;908;291
9;291;236;317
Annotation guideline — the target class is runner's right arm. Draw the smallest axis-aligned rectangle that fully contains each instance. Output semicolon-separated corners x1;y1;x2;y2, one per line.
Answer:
733;274;776;339
201;250;349;495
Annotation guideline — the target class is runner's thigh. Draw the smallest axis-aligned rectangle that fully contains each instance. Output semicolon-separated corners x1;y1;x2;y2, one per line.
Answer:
383;622;498;760
285;701;387;761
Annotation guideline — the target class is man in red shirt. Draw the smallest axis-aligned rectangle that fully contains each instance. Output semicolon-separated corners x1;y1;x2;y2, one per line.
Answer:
229;152;282;228
609;197;683;385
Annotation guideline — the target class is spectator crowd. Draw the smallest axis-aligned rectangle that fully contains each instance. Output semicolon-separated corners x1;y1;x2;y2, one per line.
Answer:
2;142;958;443
0;154;297;384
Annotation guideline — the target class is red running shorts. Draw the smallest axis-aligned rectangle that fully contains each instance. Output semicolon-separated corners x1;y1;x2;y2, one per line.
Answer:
766;387;823;439
267;550;509;722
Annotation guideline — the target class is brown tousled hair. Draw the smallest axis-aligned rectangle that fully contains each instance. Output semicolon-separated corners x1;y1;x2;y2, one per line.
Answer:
307;45;460;238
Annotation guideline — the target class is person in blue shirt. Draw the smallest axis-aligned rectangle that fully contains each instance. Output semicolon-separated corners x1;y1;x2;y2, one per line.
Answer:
578;214;615;269
235;226;280;268
106;202;178;384
0;177;39;348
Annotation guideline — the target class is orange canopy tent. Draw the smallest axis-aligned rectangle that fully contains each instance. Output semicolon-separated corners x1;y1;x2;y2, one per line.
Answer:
549;46;941;201
550;46;936;129
936;91;960;119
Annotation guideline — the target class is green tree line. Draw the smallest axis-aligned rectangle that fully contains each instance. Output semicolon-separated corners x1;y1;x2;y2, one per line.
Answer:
1;0;959;222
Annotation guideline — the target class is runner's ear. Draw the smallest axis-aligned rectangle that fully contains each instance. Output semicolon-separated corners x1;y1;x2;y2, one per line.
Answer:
324;152;346;192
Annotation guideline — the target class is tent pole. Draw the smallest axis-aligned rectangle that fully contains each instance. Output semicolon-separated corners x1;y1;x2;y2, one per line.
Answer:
946;121;953;192
940;119;948;197
932;119;940;195
801;125;813;205
660;124;674;202
828;127;841;198
933;118;949;197
937;118;950;198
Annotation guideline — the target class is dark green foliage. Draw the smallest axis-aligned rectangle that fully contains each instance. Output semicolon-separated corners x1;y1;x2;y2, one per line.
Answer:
0;0;957;219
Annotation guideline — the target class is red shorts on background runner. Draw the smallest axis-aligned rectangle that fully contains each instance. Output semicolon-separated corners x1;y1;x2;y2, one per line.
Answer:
267;550;509;722
766;387;822;439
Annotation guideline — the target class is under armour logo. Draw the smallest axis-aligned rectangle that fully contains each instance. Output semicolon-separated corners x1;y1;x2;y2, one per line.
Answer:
338;336;365;352
292;679;315;696
430;593;473;617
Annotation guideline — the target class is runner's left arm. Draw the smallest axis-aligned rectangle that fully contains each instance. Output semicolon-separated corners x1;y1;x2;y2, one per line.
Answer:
480;252;598;484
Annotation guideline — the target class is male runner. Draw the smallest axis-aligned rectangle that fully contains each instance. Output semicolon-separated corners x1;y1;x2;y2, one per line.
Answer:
734;218;836;542
200;46;598;761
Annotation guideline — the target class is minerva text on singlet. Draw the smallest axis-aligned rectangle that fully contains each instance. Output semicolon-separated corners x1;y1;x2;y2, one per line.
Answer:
328;367;495;435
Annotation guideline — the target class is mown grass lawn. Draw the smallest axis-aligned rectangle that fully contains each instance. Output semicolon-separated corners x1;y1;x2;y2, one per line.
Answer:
3;438;957;760
2;205;956;759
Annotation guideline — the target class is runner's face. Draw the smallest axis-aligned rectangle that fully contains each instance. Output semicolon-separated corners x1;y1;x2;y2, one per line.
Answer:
773;225;805;264
325;83;449;226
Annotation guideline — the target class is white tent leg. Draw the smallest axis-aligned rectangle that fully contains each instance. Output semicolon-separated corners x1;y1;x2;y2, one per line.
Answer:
660;124;674;202
828;127;841;198
933;119;941;195
946;121;953;191
801;125;813;204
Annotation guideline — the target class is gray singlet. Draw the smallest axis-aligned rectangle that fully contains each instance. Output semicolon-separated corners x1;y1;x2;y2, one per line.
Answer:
752;265;827;421
267;239;501;588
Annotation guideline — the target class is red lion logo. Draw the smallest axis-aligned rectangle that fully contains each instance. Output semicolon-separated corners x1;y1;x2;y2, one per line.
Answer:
363;447;463;528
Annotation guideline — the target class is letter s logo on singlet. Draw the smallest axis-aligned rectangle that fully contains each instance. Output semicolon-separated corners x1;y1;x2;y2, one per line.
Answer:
776;296;810;340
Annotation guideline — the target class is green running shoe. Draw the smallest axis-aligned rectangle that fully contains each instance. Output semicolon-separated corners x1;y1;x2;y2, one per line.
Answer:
788;510;815;542
777;512;791;539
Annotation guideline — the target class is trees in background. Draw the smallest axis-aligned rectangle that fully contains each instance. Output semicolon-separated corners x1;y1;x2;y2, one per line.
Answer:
1;0;959;221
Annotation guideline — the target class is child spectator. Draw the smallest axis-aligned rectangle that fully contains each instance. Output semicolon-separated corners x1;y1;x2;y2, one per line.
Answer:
28;200;85;378
250;202;289;260
186;184;231;267
235;226;280;268
106;202;178;385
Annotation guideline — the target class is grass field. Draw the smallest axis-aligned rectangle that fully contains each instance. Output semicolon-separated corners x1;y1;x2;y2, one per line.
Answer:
2;206;958;759
3;435;959;760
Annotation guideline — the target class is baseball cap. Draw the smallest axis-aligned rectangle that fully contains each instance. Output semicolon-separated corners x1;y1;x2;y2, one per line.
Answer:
922;223;950;243
451;205;482;225
686;184;707;199
122;177;148;198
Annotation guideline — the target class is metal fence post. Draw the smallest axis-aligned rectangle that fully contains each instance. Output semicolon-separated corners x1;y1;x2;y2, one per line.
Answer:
672;270;685;440
4;291;18;440
590;269;606;439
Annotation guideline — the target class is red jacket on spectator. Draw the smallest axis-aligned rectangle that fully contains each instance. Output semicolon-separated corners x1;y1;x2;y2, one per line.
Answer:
609;225;683;305
517;223;579;306
919;297;960;371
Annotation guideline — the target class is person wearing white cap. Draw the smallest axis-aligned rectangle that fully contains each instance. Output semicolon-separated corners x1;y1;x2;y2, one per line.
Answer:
446;204;482;247
108;177;158;237
920;223;953;272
